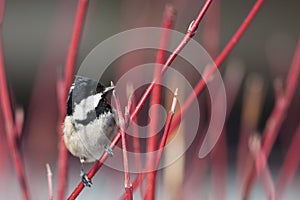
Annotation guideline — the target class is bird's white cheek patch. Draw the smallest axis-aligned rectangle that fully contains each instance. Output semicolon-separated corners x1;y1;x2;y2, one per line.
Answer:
93;93;102;107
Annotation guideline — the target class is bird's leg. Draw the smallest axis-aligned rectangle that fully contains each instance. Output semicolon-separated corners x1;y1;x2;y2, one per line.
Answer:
80;158;92;187
104;144;114;156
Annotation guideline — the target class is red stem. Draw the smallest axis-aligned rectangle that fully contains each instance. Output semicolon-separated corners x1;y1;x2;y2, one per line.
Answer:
130;93;144;198
242;38;300;198
170;0;265;133
202;1;225;199
248;134;276;199
144;89;177;200
57;1;89;200
112;87;132;195
130;0;212;121
126;83;144;198
146;5;176;199
276;122;300;198
155;91;177;168
0;1;30;199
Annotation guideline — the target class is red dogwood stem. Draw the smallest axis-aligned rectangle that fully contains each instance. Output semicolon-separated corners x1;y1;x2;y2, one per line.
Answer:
146;5;176;199
130;0;212;121
144;89;177;200
242;37;300;198
57;1;89;200
170;0;265;133
112;83;132;197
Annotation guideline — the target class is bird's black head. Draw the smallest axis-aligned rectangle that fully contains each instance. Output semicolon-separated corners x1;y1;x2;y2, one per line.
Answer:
66;76;114;118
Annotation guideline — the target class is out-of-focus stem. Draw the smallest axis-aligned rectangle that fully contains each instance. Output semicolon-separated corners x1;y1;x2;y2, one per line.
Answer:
130;0;212;121
276;122;300;198
144;89;177;200
242;38;300;199
46;164;53;200
170;0;265;133
57;1;89;200
248;134;276;199
146;5;176;199
0;1;30;199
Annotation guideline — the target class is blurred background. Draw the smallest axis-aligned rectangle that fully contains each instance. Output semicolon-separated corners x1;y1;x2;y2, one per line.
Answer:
0;0;299;199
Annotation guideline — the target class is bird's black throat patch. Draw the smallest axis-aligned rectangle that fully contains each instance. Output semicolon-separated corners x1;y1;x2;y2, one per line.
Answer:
95;98;112;117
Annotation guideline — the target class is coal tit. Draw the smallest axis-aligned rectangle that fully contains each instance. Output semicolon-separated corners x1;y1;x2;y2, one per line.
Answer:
63;76;118;186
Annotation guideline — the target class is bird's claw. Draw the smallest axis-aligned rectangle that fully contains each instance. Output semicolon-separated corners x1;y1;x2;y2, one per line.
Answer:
80;170;92;187
104;145;114;156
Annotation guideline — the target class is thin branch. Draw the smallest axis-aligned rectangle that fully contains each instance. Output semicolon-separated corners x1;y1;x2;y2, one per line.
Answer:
129;0;212;121
276;122;300;198
0;1;30;199
248;134;276;199
146;5;176;199
122;89;178;200
242;38;300;199
144;89;178;200
112;81;132;197
155;88;178;168
57;0;89;200
170;0;265;133
127;83;144;198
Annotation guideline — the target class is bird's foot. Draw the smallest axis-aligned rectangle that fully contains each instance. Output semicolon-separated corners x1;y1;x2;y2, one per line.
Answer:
80;169;92;187
104;145;114;156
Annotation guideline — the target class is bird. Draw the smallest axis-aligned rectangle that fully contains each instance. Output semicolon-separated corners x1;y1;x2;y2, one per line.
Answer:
63;76;118;187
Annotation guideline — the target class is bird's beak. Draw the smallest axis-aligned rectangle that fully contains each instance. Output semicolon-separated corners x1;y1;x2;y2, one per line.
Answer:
103;85;115;93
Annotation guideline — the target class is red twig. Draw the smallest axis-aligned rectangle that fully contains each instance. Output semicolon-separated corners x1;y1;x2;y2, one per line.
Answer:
46;164;54;200
248;134;276;199
144;89;178;200
146;5;176;199
0;1;30;199
155;89;177;168
112;82;132;198
170;0;265;133
276;122;300;198
57;0;89;200
242;38;300;198
130;0;212;121
127;84;145;198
